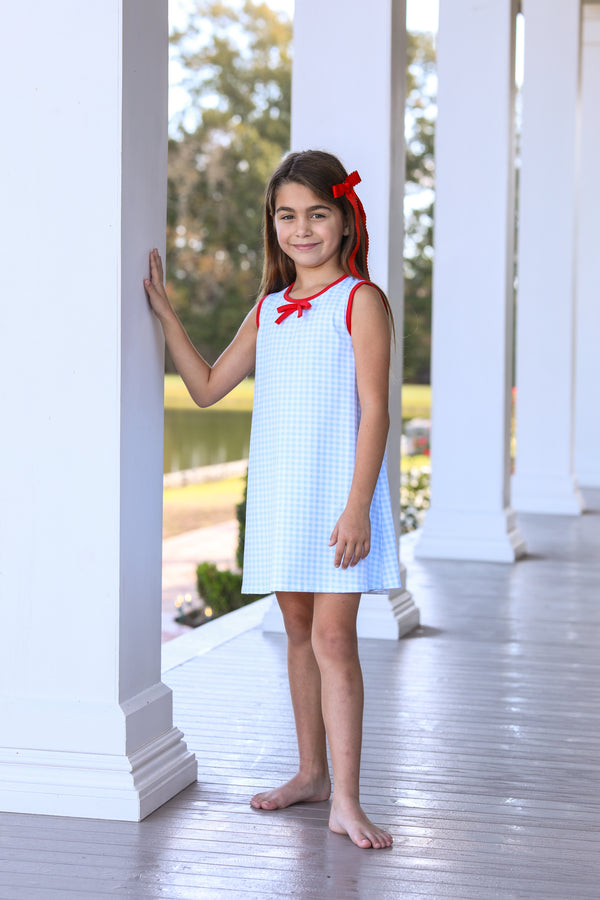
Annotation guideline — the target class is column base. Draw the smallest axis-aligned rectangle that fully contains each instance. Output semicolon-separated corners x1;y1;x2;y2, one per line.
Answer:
0;727;197;821
576;473;600;490
389;585;421;638
511;472;585;515
261;596;285;633
415;506;527;562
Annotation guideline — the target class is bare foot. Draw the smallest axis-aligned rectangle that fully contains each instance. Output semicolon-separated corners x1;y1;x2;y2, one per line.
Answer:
329;798;393;849
250;772;331;810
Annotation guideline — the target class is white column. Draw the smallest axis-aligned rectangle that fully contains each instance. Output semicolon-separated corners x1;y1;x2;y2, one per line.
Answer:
0;0;196;820
415;0;526;563
263;0;419;638
512;0;584;514
574;4;600;488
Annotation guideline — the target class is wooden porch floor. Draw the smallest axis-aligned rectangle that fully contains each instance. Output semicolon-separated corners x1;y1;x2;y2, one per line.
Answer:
1;492;599;898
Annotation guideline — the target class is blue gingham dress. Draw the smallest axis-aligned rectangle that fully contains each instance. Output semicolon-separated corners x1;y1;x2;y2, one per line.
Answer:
241;275;402;594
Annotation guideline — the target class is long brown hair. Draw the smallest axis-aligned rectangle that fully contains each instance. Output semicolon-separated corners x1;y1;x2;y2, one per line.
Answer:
257;150;394;335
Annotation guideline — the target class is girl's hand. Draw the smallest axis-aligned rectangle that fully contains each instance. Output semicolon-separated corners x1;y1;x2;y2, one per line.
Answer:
329;505;371;569
144;249;173;321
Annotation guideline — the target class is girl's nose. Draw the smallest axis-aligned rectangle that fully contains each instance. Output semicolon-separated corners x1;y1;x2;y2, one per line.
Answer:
295;217;311;235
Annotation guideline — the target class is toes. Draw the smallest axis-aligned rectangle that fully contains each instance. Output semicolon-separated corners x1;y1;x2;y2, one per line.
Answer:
351;827;393;850
370;830;393;848
250;794;279;810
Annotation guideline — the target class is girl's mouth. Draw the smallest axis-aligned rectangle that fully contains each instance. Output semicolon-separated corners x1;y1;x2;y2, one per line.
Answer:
292;243;319;251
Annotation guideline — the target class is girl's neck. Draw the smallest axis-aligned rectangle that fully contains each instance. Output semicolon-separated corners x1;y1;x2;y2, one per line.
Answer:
288;263;347;298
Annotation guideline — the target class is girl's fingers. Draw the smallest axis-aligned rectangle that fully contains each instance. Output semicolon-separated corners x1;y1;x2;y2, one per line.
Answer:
334;537;370;568
350;542;362;567
149;249;164;284
144;277;160;297
152;248;165;281
333;539;345;568
331;517;370;568
339;540;357;569
350;545;362;567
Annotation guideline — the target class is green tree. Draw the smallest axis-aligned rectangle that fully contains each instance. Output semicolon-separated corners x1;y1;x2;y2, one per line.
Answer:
166;0;292;368
167;5;435;381
404;31;436;384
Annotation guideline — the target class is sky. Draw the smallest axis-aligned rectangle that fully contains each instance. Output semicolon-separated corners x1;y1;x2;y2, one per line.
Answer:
169;0;439;33
263;0;440;30
168;0;439;125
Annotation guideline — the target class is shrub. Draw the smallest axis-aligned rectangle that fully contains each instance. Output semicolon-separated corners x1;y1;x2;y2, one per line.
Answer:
401;466;430;534
235;479;247;571
196;562;261;618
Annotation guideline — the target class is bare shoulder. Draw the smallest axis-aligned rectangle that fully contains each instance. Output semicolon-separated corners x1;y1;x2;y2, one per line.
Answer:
350;282;391;336
353;282;383;303
351;283;391;396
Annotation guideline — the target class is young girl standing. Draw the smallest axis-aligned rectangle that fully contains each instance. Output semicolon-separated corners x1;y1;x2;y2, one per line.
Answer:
145;150;401;850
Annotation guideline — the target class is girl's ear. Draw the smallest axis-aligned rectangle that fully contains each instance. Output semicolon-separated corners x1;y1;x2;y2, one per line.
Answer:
343;217;350;236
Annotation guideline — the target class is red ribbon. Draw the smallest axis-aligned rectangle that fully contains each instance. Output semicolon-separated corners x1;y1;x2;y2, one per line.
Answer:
275;297;312;324
332;170;362;198
332;170;369;279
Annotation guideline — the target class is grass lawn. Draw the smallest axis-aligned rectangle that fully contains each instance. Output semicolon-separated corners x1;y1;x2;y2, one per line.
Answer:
401;384;431;419
164;375;255;411
162;476;246;539
163;459;430;538
164;375;431;418
402;454;430;472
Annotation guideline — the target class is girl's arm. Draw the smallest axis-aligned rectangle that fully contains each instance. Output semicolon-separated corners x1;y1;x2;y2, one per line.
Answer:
329;284;391;569
144;249;257;407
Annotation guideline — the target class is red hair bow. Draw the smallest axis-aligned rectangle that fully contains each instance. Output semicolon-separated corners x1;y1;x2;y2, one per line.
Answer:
332;170;369;279
332;170;362;198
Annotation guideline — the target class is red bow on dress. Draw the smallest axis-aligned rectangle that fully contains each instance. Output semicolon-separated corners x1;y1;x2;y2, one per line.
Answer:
332;170;370;279
275;297;312;324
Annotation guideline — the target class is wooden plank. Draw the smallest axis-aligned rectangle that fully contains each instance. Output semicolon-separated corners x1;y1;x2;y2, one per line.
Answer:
1;497;599;898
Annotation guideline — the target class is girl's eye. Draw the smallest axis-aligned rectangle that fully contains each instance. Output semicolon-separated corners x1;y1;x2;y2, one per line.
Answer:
312;213;325;219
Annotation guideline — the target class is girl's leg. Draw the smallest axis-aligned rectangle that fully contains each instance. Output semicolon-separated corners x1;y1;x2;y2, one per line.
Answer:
250;591;331;810
312;592;393;850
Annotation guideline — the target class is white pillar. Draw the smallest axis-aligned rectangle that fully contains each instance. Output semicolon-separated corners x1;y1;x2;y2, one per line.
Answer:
574;4;600;488
0;0;196;820
512;0;584;514
415;0;526;563
263;0;419;638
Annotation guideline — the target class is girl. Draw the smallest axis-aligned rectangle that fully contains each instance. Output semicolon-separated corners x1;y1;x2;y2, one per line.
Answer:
145;150;401;850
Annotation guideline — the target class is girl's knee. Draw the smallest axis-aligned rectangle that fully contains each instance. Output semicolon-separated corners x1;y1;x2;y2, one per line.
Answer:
277;592;314;645
312;625;359;666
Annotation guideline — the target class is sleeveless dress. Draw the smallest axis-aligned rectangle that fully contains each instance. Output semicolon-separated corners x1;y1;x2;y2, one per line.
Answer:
241;274;402;595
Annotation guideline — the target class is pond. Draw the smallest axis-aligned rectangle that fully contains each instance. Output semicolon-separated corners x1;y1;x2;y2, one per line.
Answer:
163;408;252;473
163;405;425;474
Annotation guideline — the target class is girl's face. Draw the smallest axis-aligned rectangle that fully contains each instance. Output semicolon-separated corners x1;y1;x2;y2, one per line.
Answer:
273;182;348;275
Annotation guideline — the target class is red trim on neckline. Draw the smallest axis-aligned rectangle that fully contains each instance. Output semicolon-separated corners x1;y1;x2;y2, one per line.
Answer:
284;274;348;303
